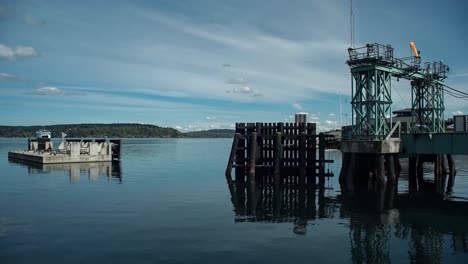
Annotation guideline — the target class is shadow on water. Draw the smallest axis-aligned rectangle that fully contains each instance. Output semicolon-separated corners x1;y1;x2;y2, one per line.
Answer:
8;158;122;183
227;174;468;263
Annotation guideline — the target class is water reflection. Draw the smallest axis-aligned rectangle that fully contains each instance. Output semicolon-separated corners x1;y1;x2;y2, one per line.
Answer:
8;158;122;183
227;180;468;262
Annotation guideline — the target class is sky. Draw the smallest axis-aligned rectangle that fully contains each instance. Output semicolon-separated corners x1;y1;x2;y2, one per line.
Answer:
0;0;467;132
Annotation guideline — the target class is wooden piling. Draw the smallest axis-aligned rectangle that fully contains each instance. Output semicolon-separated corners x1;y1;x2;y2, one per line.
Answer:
434;155;442;194
385;155;396;184
249;132;258;188
318;132;325;186
376;154;386;189
299;132;306;186
394;154;402;178
408;156;417;192
274;132;282;185
346;153;356;192
416;155;424;191
225;133;240;180
339;152;351;186
440;155;448;195
447;154;456;194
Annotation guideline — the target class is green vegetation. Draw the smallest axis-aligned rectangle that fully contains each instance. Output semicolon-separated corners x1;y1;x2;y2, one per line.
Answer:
0;124;183;138
184;129;234;138
0;124;235;138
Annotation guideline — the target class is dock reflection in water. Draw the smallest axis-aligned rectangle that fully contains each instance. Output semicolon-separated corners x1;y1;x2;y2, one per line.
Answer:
227;179;468;263
8;158;122;183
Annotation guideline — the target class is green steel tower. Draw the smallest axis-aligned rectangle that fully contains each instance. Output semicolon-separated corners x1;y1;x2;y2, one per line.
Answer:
347;44;394;140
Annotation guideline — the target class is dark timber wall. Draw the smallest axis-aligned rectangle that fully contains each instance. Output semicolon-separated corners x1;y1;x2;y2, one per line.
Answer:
226;122;334;187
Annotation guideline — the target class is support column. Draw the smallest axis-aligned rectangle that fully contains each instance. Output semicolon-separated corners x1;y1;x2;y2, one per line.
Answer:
416;156;424;191
346;153;356;192
376;154;386;189
447;154;456;194
385;155;396;184
408;156;417;192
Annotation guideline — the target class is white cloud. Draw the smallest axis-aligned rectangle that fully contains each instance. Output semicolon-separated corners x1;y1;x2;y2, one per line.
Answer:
31;86;64;96
228;86;253;94
24;15;45;26
0;44;37;60
227;77;248;84
325;120;338;125
0;73;16;80
130;9;349;103
205;116;216;120
329;113;335;117
292;103;303;110
452;110;464;115
15;46;36;56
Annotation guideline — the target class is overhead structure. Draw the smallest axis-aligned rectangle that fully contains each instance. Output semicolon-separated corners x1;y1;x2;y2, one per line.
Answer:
346;42;449;139
411;61;449;133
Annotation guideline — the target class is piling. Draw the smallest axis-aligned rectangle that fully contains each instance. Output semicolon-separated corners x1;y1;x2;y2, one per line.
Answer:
408;156;417;192
274;132;282;184
225;122;334;188
299;132;306;186
248;132;258;188
385;155;396;184
225;133;240;180
318;132;325;186
447;154;456;194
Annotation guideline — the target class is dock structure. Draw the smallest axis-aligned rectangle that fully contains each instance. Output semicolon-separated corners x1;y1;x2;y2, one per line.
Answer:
340;43;459;195
8;138;121;164
225;122;334;187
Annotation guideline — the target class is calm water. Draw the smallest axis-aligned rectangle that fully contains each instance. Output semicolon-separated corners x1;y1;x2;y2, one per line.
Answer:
1;138;468;263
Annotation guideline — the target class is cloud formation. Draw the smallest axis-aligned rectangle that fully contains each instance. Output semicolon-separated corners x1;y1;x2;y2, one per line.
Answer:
0;44;37;60
24;15;45;26
0;73;17;81
31;86;65;96
292;103;304;111
227;77;248;85
226;86;254;94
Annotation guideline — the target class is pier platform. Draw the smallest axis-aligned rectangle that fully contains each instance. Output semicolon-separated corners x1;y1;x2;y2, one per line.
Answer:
8;151;112;164
8;138;121;164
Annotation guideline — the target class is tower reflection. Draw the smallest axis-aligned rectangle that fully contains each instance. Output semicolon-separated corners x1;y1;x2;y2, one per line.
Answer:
227;173;468;263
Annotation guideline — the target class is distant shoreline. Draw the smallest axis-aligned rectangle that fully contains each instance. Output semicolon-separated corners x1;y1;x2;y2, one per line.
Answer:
0;124;234;138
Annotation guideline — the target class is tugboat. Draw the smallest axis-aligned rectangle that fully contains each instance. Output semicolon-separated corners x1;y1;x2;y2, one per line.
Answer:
35;128;52;139
29;128;53;152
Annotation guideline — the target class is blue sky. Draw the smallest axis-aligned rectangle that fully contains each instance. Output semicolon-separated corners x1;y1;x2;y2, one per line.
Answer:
0;0;467;131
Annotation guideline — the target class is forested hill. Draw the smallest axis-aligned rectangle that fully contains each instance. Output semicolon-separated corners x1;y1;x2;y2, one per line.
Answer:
0;124;184;138
184;129;234;138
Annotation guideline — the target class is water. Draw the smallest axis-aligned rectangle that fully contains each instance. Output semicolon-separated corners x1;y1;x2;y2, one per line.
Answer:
1;138;468;263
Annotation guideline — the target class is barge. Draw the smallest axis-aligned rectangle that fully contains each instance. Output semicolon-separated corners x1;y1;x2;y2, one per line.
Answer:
8;129;121;164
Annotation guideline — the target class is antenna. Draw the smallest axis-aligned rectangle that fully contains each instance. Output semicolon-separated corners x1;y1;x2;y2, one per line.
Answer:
350;0;355;48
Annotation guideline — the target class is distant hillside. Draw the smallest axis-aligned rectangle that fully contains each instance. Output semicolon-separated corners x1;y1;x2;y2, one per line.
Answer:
0;124;183;138
184;129;234;138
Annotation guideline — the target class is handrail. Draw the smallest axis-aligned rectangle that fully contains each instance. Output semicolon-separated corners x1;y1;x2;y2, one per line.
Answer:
385;121;401;140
